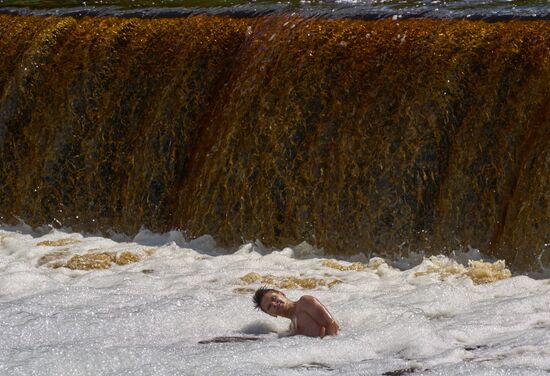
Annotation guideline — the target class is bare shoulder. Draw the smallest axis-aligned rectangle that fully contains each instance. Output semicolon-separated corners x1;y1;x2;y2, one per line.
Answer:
298;295;318;303
298;295;321;306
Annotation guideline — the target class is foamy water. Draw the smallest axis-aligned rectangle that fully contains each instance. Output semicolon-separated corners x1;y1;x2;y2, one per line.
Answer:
1;225;549;375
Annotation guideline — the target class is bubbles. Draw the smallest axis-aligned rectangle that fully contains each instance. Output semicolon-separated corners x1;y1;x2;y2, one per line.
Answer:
0;227;549;375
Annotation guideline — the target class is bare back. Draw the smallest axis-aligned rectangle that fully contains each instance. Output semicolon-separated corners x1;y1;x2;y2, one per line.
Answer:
290;295;339;337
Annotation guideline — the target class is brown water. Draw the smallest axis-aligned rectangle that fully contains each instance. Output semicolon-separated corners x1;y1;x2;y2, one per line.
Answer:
0;14;548;272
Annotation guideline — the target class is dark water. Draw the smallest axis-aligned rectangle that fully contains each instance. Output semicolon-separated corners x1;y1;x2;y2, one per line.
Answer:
0;0;549;19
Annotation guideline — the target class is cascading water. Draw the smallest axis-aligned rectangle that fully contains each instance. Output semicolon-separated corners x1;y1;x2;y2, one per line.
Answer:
1;3;550;375
0;1;549;273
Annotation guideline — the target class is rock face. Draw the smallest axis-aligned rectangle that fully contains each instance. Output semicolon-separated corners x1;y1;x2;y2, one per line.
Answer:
1;14;548;272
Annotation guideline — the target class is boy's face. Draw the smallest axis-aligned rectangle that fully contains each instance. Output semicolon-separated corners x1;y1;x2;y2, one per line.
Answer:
260;290;287;317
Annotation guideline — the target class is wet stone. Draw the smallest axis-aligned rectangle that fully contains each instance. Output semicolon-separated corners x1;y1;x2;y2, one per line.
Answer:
65;253;115;270
289;362;334;371
382;368;421;376
37;238;80;247
239;272;341;289
198;336;261;344
116;251;141;265
37;250;69;267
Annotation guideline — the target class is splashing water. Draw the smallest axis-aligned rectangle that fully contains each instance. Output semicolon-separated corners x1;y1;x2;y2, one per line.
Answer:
1;225;549;375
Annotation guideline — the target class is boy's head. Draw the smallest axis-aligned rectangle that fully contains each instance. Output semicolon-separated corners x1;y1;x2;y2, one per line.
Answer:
253;287;287;317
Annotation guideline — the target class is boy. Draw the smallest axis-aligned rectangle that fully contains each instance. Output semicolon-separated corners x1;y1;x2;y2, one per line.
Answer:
253;287;339;337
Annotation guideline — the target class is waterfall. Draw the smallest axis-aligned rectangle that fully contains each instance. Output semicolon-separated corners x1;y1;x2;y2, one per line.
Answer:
1;14;548;271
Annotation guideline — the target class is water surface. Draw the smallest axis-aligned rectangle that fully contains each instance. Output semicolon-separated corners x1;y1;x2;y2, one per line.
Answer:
1;0;549;19
1;226;549;375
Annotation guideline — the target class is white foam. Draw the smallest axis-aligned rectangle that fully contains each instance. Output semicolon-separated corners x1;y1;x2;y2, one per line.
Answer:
0;226;549;375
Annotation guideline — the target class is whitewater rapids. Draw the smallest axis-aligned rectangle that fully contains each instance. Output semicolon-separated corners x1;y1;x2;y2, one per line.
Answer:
1;225;549;375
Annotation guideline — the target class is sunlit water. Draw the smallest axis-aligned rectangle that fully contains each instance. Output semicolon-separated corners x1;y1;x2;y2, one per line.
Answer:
1;225;549;375
0;0;549;19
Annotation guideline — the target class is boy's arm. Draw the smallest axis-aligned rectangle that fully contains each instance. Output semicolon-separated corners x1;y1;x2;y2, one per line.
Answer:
300;296;339;336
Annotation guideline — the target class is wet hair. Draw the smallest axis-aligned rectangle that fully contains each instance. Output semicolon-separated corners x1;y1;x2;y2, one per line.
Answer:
252;287;278;312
